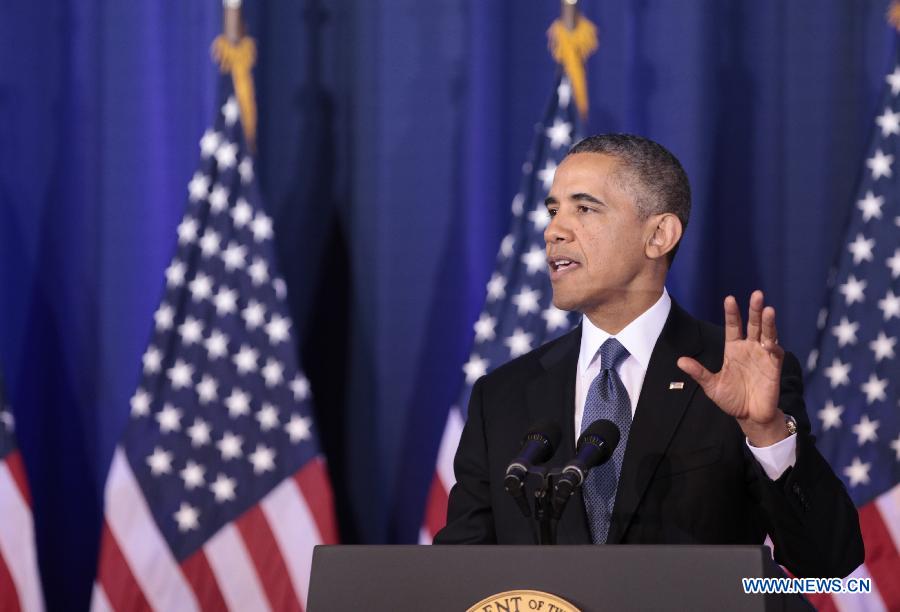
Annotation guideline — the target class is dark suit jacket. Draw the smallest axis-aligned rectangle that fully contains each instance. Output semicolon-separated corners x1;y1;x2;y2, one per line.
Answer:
435;301;864;578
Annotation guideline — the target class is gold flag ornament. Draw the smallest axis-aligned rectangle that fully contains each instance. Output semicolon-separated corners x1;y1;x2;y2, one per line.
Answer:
547;14;598;119
211;35;258;150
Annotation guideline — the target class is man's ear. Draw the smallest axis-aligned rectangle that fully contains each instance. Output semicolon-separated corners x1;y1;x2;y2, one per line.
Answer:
645;213;683;261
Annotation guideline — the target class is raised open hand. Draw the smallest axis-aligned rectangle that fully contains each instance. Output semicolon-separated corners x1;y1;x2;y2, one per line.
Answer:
677;291;789;447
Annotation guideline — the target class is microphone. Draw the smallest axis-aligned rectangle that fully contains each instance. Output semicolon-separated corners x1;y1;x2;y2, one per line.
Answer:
552;419;620;518
504;420;562;517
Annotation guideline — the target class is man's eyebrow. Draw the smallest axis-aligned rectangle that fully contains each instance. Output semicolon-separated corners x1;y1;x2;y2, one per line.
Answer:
571;192;601;203
544;196;557;207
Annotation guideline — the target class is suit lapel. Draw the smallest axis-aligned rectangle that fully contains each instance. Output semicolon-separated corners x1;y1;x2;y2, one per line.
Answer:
606;302;703;544
525;326;592;544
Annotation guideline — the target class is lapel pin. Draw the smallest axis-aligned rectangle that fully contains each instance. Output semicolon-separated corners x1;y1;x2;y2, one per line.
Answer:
669;382;685;390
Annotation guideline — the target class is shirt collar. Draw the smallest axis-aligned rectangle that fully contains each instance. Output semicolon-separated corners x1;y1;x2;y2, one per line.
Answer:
578;289;672;373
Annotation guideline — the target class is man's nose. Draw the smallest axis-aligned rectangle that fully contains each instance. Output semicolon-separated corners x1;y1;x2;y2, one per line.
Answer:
544;210;572;244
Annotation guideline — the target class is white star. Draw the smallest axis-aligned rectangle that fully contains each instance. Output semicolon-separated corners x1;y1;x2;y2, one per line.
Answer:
251;213;274;242
823;357;852;388
242;300;266;330
847;233;875;265
831;317;859;347
174;502;200;532
817;308;828;330
188;273;214;302
860;373;888;404
867;149;893;179
225;388;251;417
154;304;174;331
878;290;900;321
130;389;151;417
265;314;291;345
199;129;221;158
290;375;310;401
463;354;489;385
876;108;900;137
557;78;572;107
542;305;569;332
195;375;218;404
212;286;238;316
188;172;210;202
210;473;237;502
239;157;254;184
521;245;547;274
231;199;253;228
528;206;551;231
869;331;897;362
178;316;204;345
205;329;229;360
843;457;871;487
499;234;515;258
177;217;199;245
142;347;162;374
852;414;879;445
256;404;280;431
505;328;534;358
546;118;573;149
248;258;269;285
887;249;900;279
838;275;866;306
156;403;182;434
167;359;194;390
512;286;541;316
217;431;243;461
511;193;524;216
215;142;238;170
486;273;506;302
261;358;284;387
538;160;557;191
858;190;885;222
222;97;240;125
273;278;288;300
187;418;211;447
233;345;259;375
165;261;186;287
248;444;276;474
817;400;843;431
221;242;248;271
180;461;205;490
208;184;230;213
285;414;312;443
891;435;900;461
199;230;221;258
887;65;900;95
473;312;497;343
0;410;13;432
146;447;173;476
806;348;818;372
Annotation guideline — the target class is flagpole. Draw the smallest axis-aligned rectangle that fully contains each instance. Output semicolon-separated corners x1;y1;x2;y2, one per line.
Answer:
561;0;578;30
223;0;243;43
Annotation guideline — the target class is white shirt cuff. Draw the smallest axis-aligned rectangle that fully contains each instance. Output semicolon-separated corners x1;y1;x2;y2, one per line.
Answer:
746;433;797;480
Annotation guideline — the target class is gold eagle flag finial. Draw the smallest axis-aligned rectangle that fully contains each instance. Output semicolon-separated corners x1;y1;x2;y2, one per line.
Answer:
547;1;598;120
889;1;900;32
211;0;258;152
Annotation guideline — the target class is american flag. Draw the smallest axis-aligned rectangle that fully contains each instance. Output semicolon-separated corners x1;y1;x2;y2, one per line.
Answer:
803;47;900;611
0;377;44;612
91;81;338;612
420;75;582;543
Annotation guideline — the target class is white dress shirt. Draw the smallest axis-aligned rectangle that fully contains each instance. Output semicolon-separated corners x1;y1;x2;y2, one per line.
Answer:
574;288;796;480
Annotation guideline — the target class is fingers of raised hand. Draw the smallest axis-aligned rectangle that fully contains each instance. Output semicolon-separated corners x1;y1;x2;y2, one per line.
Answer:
724;296;743;342
677;356;714;389
746;290;764;342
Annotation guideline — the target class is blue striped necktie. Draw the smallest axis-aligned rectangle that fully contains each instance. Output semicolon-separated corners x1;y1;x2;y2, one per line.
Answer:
581;337;632;544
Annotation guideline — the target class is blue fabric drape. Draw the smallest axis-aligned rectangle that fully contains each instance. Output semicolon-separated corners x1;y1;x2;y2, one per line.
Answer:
0;1;893;608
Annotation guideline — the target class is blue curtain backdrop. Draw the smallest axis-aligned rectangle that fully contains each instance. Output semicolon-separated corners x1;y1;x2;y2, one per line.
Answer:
0;0;893;608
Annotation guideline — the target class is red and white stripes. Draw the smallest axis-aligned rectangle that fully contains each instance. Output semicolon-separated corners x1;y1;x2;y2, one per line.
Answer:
0;450;44;612
92;448;337;611
419;407;464;544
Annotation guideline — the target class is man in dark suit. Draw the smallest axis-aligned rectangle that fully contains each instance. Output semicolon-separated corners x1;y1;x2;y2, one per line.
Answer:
434;134;863;579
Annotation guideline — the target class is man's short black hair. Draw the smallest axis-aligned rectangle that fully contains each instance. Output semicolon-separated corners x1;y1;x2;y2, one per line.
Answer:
567;134;691;263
